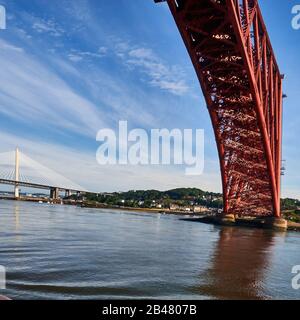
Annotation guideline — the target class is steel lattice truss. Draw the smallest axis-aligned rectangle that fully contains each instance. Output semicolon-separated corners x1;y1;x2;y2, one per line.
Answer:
155;0;283;217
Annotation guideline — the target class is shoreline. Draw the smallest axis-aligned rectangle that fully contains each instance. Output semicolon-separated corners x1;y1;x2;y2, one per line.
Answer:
0;196;209;217
80;201;213;217
183;216;300;232
1;197;300;232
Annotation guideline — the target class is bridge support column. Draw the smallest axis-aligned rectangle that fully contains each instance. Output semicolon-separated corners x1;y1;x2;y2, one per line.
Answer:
262;217;288;231
219;214;236;226
50;187;59;200
14;147;20;199
65;190;71;198
14;184;20;199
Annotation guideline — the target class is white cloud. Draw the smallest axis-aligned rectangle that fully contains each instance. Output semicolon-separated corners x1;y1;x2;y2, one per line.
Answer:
68;53;83;62
129;48;153;59
0;42;24;53
99;46;108;55
32;18;64;37
67;47;108;63
0;37;168;142
0;38;106;136
0;37;188;152
115;44;189;96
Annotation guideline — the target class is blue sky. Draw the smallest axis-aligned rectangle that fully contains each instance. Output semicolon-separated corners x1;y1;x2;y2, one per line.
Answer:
0;0;299;198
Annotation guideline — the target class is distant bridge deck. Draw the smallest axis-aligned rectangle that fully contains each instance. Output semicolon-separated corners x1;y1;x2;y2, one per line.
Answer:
0;178;86;194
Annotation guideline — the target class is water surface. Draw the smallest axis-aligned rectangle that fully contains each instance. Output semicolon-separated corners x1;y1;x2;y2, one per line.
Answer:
0;200;299;300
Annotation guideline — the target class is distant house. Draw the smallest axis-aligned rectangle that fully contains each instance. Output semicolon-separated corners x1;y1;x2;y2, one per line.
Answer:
156;204;162;209
150;200;156;207
170;204;180;211
193;206;207;213
103;193;115;197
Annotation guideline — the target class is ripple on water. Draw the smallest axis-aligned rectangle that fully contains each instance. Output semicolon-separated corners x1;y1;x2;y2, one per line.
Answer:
0;200;299;300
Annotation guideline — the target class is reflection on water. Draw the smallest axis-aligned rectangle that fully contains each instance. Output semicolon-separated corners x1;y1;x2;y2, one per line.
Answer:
0;200;299;300
195;227;281;299
14;205;20;232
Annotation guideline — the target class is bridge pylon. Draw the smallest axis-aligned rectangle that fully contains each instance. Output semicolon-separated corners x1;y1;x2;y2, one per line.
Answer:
14;147;20;199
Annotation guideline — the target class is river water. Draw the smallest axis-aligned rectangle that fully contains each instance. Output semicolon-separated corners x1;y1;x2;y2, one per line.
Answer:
0;200;299;300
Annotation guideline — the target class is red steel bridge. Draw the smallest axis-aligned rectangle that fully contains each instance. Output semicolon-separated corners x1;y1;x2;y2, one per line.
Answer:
155;0;284;218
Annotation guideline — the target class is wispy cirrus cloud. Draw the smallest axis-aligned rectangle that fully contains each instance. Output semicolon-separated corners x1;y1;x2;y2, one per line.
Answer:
67;46;108;62
0;37;162;137
32;18;64;37
114;42;190;96
0;39;105;136
0;41;24;53
0;0;221;194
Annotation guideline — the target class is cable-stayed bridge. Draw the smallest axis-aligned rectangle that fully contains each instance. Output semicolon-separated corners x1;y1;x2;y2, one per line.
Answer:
0;148;88;199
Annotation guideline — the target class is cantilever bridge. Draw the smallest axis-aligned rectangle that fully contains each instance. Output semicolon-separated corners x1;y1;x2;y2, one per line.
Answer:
0;148;87;200
155;0;284;218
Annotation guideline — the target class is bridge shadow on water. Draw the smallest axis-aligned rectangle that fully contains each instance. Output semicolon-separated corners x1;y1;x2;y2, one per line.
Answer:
191;226;284;300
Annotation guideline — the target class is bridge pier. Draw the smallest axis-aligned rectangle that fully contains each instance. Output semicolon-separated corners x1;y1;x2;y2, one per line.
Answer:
50;187;59;200
65;190;71;198
14;186;20;199
217;213;287;231
261;217;288;231
219;214;236;226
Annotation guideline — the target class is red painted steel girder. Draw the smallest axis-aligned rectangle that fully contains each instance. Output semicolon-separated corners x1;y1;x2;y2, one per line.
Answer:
155;0;283;217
